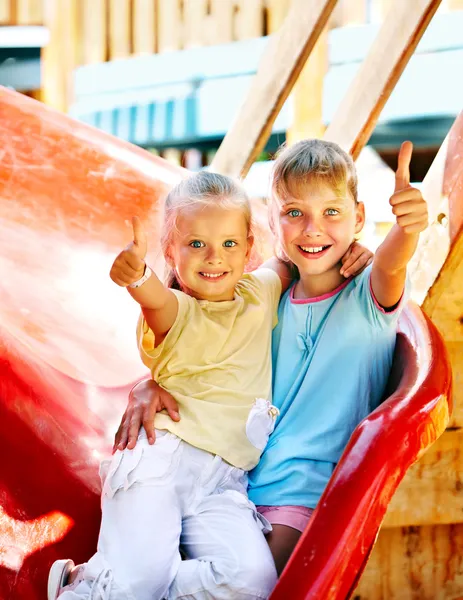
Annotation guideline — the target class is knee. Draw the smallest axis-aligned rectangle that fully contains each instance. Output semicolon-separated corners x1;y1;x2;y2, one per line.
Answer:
121;555;179;600
217;556;277;599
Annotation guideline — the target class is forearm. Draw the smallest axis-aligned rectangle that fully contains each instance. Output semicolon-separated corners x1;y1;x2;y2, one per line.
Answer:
127;269;171;310
374;224;419;275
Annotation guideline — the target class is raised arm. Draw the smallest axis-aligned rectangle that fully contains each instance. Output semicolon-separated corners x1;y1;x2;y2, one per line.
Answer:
110;217;178;337
371;142;428;308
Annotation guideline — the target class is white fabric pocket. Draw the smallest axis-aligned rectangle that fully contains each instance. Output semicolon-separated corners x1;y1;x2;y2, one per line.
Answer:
245;398;279;451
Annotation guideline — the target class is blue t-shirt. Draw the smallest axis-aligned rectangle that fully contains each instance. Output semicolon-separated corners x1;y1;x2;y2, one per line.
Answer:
248;266;408;509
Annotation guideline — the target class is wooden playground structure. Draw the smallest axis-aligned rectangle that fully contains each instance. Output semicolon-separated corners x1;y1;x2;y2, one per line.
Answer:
0;0;462;598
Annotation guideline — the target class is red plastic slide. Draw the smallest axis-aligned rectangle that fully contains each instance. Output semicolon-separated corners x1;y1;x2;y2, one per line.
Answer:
0;88;452;599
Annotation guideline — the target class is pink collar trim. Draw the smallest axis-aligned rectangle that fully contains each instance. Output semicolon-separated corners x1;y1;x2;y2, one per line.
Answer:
290;277;352;304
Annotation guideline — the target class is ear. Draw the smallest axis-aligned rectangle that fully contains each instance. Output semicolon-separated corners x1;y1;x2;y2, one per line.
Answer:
354;201;366;235
164;246;175;268
245;234;255;261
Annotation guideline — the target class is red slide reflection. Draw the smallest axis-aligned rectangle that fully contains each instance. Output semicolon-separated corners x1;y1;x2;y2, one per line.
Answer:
0;88;452;599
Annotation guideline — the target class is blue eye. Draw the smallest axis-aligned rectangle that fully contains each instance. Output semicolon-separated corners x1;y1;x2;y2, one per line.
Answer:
326;208;339;216
190;240;204;248
287;209;302;218
223;240;237;247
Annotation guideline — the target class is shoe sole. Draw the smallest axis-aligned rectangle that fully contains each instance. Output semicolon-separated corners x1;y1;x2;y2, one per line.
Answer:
47;559;74;600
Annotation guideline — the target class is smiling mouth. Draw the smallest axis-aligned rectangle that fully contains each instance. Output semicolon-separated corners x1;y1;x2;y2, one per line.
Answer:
199;272;228;280
298;245;331;254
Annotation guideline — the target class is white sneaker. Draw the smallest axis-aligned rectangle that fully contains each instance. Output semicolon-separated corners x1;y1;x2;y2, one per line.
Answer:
47;559;75;600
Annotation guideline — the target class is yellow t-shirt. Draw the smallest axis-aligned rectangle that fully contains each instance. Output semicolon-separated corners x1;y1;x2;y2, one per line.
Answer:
137;268;282;470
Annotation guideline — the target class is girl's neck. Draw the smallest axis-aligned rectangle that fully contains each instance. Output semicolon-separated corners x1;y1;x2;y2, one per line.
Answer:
293;264;346;300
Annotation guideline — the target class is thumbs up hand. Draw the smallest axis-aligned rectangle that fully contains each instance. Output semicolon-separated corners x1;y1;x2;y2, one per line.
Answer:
389;141;428;235
110;217;148;286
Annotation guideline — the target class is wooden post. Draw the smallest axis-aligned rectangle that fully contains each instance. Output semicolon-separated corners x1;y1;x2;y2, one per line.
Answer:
323;0;443;159
133;0;157;55
208;0;234;45
234;0;264;40
81;0;107;65
183;0;208;48
0;0;11;23
157;0;183;53
210;0;338;178
16;0;43;24
108;0;132;59
41;0;80;112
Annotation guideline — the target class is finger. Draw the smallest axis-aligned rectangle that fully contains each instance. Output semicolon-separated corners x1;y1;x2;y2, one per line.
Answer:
163;395;181;422
123;248;146;272
132;216;148;259
395;141;413;192
402;217;429;234
396;213;428;229
389;187;422;206
126;406;144;450
341;247;352;265
342;256;366;278
114;411;131;452
142;404;158;445
392;200;428;218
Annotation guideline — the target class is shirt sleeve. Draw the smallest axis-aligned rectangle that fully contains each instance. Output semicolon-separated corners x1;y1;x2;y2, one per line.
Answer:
246;267;283;327
136;289;192;374
351;264;411;330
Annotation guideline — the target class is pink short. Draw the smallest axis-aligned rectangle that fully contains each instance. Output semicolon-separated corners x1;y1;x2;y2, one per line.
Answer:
257;505;314;533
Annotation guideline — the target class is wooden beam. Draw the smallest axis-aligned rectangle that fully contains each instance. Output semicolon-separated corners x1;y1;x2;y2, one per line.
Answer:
210;0;338;178
406;112;463;427
16;0;43;24
81;0;107;64
41;0;79;112
108;0;132;59
355;522;463;598
0;0;11;24
234;0;264;40
381;430;463;528
324;0;442;159
133;0;157;55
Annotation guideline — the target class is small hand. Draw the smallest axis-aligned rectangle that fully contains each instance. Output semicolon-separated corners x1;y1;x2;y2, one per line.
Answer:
113;379;180;453
110;216;148;286
390;141;428;234
340;241;373;278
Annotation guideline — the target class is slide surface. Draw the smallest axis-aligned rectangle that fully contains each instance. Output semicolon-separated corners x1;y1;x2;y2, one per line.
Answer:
0;88;452;600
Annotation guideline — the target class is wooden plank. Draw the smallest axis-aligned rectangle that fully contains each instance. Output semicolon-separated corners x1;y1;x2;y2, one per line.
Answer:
266;0;291;34
210;0;338;178
183;0;208;48
81;0;107;64
16;0;43;24
108;0;132;59
422;233;463;427
157;0;182;52
234;0;264;40
0;0;11;23
355;523;463;599
286;29;327;144
409;112;463;428
42;0;79;112
323;0;442;160
382;430;463;528
207;0;234;44
133;0;156;55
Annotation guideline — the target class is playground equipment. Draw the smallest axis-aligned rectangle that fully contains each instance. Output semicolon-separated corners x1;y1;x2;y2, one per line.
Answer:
1;0;462;597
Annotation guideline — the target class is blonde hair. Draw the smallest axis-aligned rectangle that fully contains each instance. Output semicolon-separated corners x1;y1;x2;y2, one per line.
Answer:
161;171;252;289
268;139;358;273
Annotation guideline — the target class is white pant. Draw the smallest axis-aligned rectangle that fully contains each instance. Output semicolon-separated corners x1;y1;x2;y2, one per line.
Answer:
61;431;277;600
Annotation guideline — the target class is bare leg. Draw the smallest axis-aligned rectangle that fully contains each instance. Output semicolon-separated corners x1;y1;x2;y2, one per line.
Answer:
265;524;302;576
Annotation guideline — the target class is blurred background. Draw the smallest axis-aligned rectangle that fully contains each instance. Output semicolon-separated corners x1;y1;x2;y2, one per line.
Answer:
1;0;462;249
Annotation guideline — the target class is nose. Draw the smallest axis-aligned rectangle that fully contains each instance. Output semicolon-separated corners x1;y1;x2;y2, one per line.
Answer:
206;246;223;264
303;215;322;236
